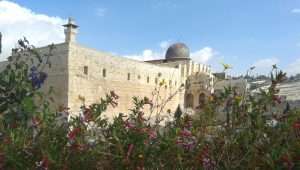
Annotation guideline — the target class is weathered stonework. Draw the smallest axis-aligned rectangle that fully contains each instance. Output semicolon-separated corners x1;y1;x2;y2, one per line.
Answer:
0;19;215;120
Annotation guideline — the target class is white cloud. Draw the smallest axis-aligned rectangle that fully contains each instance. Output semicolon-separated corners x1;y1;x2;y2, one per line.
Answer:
191;47;217;64
159;40;172;50
0;0;66;61
252;57;279;74
253;58;279;68
124;40;171;61
285;58;300;75
124;49;162;61
291;8;300;13
124;41;218;65
95;8;107;17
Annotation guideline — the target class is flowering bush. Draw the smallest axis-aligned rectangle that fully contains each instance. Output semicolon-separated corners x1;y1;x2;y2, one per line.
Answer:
0;39;300;169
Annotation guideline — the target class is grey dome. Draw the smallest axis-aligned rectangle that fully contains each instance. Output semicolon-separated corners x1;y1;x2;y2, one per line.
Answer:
165;43;190;60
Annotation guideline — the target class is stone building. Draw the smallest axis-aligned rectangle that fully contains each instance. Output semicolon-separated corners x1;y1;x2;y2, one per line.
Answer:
0;18;214;119
251;78;300;109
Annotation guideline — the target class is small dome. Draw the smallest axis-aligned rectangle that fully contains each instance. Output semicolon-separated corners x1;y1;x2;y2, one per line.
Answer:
165;43;190;60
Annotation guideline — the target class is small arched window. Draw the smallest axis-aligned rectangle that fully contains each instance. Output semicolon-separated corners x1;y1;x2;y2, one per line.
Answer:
102;69;106;77
83;66;88;75
127;73;130;80
147;76;150;83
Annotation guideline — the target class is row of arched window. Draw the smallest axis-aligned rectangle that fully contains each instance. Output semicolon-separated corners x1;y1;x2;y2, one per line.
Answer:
184;93;206;108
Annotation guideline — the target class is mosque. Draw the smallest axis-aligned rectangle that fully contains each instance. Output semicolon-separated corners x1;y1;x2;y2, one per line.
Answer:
0;18;215;119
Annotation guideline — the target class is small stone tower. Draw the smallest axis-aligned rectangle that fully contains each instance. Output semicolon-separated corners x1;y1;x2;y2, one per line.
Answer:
63;17;78;43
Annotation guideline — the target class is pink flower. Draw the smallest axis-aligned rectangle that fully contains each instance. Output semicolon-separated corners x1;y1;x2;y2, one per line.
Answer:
36;156;49;170
179;129;192;137
148;130;157;140
198;146;216;170
293;120;300;138
126;144;134;161
293;121;300;129
273;95;282;104
176;129;197;151
124;120;135;129
68;128;81;140
32;116;41;127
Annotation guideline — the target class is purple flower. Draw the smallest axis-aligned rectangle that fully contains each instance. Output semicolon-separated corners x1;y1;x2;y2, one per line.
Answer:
182;140;196;150
29;66;47;89
199;146;216;170
176;129;197;151
202;157;216;170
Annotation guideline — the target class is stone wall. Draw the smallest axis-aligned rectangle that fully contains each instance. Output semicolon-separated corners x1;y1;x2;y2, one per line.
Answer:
0;43;69;112
0;40;215;120
279;81;300;101
67;43;183;120
39;43;69;111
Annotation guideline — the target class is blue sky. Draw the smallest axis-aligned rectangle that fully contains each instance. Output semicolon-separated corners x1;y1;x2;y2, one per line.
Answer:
1;0;300;75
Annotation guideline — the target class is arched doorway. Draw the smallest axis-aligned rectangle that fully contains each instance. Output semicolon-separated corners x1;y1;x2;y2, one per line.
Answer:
185;94;194;108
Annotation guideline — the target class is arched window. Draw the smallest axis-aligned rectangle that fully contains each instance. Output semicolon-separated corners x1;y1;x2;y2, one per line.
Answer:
102;69;106;77
147;76;150;83
83;66;88;75
198;93;206;109
185;94;194;108
127;73;130;80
